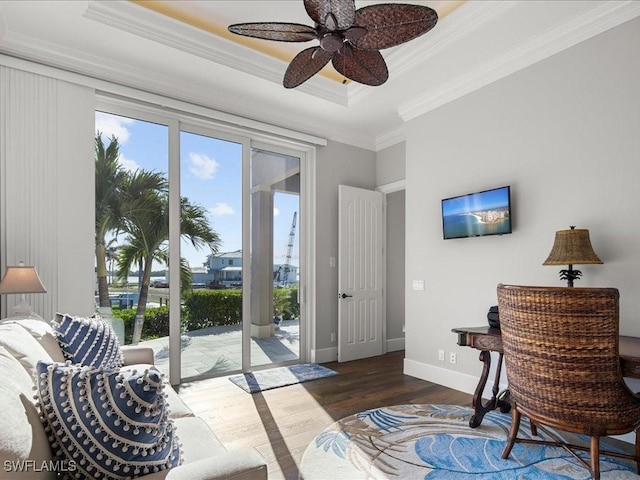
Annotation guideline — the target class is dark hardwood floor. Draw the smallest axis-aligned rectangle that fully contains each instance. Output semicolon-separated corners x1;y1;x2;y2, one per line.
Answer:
176;351;472;480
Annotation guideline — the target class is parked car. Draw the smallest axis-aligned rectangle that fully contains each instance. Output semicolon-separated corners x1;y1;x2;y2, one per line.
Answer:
150;279;169;288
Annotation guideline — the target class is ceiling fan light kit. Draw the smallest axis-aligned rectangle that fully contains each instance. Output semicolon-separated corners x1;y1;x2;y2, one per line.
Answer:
228;0;438;88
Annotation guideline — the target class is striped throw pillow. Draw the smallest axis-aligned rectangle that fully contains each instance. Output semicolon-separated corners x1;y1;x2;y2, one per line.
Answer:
35;361;182;479
53;313;124;369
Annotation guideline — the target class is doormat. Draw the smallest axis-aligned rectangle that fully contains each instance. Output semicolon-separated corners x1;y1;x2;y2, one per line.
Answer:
229;363;338;393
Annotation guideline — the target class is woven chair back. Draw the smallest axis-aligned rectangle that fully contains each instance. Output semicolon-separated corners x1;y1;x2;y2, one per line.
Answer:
497;284;640;435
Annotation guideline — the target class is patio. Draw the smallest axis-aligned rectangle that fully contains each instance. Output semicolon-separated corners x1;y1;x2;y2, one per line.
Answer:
139;319;300;380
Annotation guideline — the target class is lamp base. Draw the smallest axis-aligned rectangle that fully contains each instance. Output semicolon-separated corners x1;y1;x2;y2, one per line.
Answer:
7;298;44;321
559;265;582;287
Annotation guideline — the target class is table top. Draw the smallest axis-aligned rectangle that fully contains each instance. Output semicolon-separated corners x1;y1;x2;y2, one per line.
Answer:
453;325;640;365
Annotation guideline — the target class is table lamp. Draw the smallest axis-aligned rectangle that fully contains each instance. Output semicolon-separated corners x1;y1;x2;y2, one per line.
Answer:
0;261;47;318
543;226;602;287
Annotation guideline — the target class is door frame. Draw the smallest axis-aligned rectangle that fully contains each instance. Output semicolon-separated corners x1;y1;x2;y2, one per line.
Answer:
377;179;406;354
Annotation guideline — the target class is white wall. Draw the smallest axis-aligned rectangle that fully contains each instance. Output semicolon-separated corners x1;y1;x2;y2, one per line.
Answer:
404;16;640;394
313;140;376;361
376;142;407;351
376;142;405;186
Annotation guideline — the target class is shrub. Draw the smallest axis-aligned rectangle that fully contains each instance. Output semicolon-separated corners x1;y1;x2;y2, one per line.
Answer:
112;306;172;344
183;289;243;331
273;286;299;320
113;286;300;343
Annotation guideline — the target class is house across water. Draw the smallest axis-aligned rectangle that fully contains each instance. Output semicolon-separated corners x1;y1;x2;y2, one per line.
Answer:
191;250;298;288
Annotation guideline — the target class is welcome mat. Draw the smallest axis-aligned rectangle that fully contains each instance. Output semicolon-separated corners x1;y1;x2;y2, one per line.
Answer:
300;404;637;479
228;363;338;393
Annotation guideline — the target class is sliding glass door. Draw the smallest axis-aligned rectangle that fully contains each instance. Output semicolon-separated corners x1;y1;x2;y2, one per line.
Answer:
95;106;307;384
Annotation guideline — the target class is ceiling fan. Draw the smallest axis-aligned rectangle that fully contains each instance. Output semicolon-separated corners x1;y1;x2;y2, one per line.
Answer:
228;0;438;89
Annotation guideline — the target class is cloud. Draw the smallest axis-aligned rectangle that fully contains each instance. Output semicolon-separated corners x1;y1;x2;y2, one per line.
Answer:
189;152;219;180
273;207;280;216
95;111;134;144
118;154;142;172
209;202;235;216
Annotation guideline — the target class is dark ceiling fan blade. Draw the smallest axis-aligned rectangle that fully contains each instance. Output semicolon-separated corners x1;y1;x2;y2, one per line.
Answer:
332;48;388;86
228;22;318;42
352;4;438;50
304;0;356;30
283;47;333;88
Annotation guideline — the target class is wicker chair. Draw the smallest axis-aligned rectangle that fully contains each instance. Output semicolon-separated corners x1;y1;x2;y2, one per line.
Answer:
496;284;640;479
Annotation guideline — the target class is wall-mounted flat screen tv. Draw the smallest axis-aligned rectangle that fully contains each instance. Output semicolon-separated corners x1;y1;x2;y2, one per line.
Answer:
442;186;512;240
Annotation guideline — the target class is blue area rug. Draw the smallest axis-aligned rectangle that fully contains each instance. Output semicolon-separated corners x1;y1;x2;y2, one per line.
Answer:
300;404;638;479
228;363;338;393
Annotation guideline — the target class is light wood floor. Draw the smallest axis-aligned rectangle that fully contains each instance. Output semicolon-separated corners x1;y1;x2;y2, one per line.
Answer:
176;351;472;480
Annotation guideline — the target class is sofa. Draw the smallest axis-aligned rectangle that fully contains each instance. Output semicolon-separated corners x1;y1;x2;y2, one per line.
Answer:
0;316;267;480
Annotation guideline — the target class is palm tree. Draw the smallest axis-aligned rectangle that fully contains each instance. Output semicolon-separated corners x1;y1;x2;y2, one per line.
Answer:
105;239;120;285
117;178;220;344
95;133;126;309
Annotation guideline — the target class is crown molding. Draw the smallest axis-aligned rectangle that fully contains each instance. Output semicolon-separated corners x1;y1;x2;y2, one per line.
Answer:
339;1;513;106
377;179;406;194
375;125;406;152
84;0;349;106
385;1;513;86
398;0;640;122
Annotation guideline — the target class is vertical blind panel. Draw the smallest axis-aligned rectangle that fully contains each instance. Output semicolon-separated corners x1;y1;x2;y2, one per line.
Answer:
0;66;58;320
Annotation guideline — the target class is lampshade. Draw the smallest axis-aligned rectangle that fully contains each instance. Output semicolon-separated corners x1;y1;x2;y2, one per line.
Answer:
0;264;47;294
543;228;603;266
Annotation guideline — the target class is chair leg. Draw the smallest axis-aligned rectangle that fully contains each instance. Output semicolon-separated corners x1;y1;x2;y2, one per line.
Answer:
530;420;538;437
590;436;600;480
635;428;640;475
502;407;521;459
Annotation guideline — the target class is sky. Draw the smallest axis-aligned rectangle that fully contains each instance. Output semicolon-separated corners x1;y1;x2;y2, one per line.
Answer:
442;186;510;217
95;111;299;270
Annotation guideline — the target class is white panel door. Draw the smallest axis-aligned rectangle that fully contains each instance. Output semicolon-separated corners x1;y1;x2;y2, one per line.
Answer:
338;185;384;362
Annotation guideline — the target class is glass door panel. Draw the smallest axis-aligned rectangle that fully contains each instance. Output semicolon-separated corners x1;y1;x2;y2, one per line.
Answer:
250;147;301;368
94;111;171;376
179;130;244;379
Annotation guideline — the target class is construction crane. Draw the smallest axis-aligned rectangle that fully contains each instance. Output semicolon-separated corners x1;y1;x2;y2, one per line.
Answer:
281;211;297;286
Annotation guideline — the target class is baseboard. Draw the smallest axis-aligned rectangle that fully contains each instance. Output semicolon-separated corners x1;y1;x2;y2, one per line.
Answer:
403;357;509;398
313;338;404;364
386;337;405;352
312;347;338;364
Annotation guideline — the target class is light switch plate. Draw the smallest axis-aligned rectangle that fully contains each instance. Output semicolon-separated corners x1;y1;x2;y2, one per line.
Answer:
412;280;425;291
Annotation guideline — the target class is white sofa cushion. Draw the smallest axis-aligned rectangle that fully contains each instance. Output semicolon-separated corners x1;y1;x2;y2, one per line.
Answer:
0;323;54;377
0;347;55;480
0;318;65;363
171;417;228;461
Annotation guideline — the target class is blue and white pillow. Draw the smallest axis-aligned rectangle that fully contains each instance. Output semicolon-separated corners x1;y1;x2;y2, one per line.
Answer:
53;313;124;369
35;361;182;479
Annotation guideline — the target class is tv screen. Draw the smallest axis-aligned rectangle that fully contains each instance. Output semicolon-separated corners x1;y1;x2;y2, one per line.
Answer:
442;186;512;240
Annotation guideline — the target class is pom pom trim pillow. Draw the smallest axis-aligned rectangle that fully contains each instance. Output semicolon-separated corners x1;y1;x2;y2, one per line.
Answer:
53;313;124;369
36;361;182;479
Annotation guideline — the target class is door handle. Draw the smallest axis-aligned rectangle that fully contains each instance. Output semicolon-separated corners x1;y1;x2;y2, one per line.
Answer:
339;293;352;299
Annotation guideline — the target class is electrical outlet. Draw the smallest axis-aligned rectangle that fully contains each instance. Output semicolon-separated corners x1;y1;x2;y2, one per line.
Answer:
438;349;445;362
449;352;457;364
330;332;336;343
